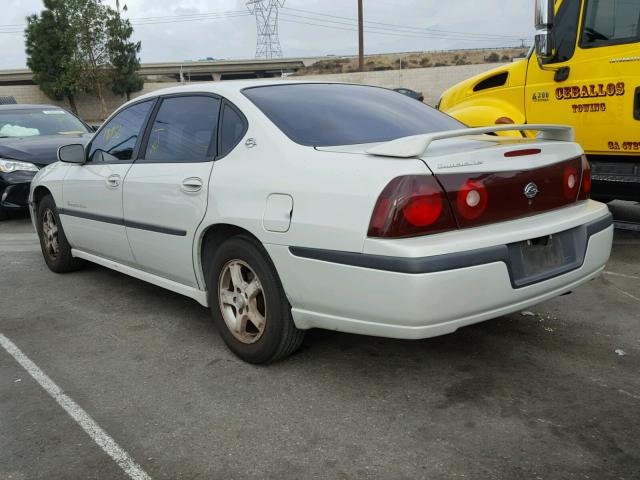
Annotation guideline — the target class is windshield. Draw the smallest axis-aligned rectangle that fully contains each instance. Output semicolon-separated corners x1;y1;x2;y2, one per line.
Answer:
243;83;464;147
0;108;90;138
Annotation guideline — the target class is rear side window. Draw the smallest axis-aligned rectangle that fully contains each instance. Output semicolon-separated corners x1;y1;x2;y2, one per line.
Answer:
243;83;463;147
219;104;247;157
88;100;153;162
144;95;220;163
581;0;640;47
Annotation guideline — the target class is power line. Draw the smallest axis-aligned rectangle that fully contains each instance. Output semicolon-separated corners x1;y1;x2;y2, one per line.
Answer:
278;15;522;44
0;9;251;33
281;6;522;41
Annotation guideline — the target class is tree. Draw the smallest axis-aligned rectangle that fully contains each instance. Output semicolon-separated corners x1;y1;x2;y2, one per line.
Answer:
107;4;143;101
74;0;112;119
26;0;144;119
25;0;83;113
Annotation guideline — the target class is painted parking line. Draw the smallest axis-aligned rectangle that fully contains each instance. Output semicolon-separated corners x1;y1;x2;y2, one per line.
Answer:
0;233;40;253
0;333;151;480
604;270;640;281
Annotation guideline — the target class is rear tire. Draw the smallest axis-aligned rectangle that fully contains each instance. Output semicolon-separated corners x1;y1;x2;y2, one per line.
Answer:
207;235;304;364
36;194;84;273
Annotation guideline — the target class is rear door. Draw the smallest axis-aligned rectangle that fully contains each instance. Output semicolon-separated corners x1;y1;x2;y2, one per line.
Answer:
122;94;221;287
61;100;154;264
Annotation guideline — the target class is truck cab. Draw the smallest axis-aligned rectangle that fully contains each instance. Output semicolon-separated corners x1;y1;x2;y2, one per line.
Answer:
439;0;640;202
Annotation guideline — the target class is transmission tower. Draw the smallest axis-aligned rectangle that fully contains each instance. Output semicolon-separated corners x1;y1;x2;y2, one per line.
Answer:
246;0;285;59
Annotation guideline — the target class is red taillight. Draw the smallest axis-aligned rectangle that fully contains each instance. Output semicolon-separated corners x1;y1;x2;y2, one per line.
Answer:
563;165;579;200
456;179;488;220
368;176;456;238
578;155;591;200
403;194;443;226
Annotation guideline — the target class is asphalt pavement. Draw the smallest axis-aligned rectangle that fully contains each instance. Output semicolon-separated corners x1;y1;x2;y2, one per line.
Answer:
1;202;639;480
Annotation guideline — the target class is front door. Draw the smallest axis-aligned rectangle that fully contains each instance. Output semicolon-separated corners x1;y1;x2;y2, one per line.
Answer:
122;95;221;287
525;0;640;155
61;100;155;264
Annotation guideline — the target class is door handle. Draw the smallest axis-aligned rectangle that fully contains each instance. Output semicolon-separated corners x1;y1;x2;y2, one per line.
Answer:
106;174;121;188
181;177;203;193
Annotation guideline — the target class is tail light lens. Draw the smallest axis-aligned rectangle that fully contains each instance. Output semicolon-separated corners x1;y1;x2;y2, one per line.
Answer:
368;175;456;238
563;165;579;200
456;180;488;220
578;155;591;200
369;157;588;238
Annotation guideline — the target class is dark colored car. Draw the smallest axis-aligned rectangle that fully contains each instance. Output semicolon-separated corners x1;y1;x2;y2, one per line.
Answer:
0;104;93;219
393;88;424;102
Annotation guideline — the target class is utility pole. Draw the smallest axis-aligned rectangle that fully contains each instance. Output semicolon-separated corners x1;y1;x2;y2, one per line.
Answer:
358;0;364;71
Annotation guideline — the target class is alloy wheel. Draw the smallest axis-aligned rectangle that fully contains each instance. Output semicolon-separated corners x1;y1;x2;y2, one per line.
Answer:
218;259;267;344
41;208;59;259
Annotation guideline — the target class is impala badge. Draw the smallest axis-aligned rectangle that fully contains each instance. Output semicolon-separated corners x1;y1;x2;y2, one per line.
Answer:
524;182;539;199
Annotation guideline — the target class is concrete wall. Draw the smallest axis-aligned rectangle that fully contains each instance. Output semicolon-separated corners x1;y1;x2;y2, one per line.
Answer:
297;62;506;106
0;62;505;121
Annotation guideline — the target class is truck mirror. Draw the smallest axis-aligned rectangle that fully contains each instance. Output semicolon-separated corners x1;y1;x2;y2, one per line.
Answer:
535;31;555;64
534;0;554;29
534;0;555;64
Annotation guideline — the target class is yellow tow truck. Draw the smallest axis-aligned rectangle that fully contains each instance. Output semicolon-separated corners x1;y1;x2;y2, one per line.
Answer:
438;0;640;201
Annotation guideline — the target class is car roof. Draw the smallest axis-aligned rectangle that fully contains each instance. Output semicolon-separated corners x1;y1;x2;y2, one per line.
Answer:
131;79;362;103
0;104;67;111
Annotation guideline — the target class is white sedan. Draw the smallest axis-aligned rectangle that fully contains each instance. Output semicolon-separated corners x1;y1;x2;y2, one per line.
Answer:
29;81;613;363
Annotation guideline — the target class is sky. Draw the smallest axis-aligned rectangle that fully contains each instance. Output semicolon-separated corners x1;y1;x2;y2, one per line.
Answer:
0;0;535;69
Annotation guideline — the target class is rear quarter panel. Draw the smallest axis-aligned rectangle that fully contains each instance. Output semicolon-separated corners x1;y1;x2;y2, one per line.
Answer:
198;94;430;255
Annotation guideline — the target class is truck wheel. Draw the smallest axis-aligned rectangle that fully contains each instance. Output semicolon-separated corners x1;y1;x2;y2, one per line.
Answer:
207;235;305;364
36;194;84;273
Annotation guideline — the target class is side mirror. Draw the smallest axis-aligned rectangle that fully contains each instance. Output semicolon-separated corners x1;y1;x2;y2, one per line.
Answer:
58;144;86;164
534;0;554;29
535;31;555;63
534;0;555;64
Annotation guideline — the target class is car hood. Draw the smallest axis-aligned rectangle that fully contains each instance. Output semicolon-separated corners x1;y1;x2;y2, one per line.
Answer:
0;133;92;167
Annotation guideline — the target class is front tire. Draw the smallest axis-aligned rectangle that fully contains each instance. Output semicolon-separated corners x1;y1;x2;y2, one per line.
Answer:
207;235;304;364
36;194;84;273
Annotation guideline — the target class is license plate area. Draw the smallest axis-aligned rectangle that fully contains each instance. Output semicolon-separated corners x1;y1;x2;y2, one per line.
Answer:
507;226;587;288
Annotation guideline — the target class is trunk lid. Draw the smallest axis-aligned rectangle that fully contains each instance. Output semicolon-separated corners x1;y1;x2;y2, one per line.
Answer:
317;128;589;231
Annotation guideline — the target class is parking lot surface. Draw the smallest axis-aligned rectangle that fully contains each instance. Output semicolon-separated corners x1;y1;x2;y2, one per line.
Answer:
1;203;639;480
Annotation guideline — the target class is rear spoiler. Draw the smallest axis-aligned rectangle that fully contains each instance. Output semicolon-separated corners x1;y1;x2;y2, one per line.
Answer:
366;124;575;158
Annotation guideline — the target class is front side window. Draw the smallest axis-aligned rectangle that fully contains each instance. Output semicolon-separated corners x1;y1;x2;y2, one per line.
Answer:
581;0;640;47
88;100;153;163
244;83;463;147
0;108;89;138
144;96;220;163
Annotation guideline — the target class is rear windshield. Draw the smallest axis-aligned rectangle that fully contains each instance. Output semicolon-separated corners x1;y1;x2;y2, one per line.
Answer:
0;108;89;138
243;83;464;147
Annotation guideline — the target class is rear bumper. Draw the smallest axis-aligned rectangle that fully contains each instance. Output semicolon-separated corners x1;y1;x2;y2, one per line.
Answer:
0;171;36;211
266;208;613;339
